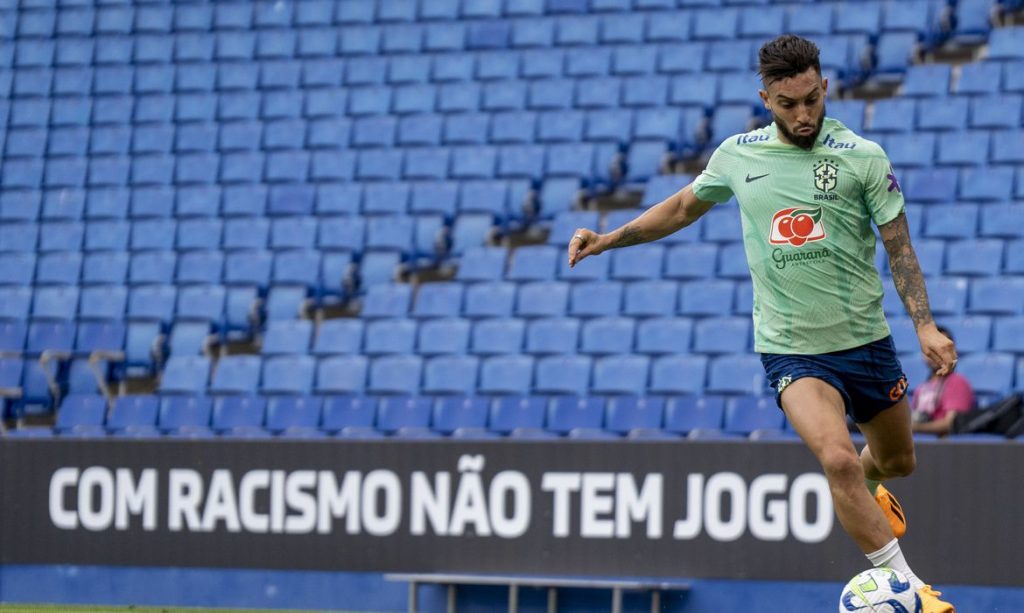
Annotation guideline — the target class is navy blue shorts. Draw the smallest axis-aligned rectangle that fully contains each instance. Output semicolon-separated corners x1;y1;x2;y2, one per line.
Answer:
760;336;908;424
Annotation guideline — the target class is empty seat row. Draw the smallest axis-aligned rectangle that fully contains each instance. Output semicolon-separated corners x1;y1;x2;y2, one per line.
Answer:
0;181;530;220
868;96;1024;133
0;213;465;254
0;143;625;186
41;392;795;440
151;351;768;396
1;112;700;155
262;314;752;356
2;79;762;127
0;8;920;60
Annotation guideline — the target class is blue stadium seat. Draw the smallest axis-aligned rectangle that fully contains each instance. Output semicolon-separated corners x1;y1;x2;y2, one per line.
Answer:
872;33;919;80
507;246;558;281
663;395;725;435
886;133;936;167
724;395;785;435
515;281;569;318
579;317;634;355
957;352;1015;395
423;355;479;395
263;395;321;435
951;0;994;43
375;395;431;434
260;320;313;357
567;281;622;318
901;64;951;97
469;353;533;396
533;355;590;396
418;318;471;356
903;168;957;203
979;205;1024;240
939;315;991;354
969;95;1022;130
679;279;733;316
707;354;766;395
211;395;266;434
159;355;211;395
358;284;409;319
521;317;576;355
969;277;1024;315
318;395;375;433
470;318;525;355
649;355;707;395
35;251;81;286
224;250;272;287
916;95;968;130
362;318;416;355
54;394;107;435
454;247;507;284
32;285;79;321
261;355;315;395
429;396;487;436
462;282;516;319
609;245;664;281
936;131;988;166
694;317;750;354
945;239;1003;276
367;355;423;395
0;285;32;320
210;355;261;395
545;396;602;435
0;320;27;354
604;396;664;437
79;286;127;321
106;395;160;435
991;317;1024;353
158;395;212;435
636;317;692;355
592;355;649;395
958;165;1015;203
924;204;977;240
307;317;364;355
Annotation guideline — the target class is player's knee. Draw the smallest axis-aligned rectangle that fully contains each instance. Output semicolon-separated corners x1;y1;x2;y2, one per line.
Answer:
878;450;916;478
818;448;863;484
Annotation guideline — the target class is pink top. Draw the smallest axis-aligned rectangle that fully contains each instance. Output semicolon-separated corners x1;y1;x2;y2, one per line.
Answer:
911;373;975;421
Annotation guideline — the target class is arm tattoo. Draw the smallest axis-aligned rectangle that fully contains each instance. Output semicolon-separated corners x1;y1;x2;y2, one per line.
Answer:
882;213;933;329
608;223;650;248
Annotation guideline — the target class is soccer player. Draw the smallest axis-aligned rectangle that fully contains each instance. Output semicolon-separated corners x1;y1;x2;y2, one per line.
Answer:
567;35;956;612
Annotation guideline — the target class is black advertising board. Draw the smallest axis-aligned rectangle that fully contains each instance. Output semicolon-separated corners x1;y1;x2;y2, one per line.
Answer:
2;438;1020;585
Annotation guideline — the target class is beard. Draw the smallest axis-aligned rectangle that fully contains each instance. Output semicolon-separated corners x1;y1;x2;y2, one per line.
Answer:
774;105;826;150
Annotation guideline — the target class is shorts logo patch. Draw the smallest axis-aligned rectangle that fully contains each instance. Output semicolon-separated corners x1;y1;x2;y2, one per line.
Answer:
888;376;908;402
777;375;793;394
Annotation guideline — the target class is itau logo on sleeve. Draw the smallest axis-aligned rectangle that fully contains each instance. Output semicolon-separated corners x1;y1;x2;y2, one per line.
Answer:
769;207;826;247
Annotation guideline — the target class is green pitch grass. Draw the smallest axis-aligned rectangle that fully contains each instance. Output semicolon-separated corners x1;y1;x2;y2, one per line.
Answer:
0;606;367;613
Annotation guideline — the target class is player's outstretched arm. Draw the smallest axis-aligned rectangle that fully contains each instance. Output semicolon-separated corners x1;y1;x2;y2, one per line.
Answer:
567;184;714;268
879;212;958;376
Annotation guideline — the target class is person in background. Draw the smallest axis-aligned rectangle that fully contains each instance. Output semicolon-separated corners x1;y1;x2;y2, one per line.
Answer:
911;326;975;436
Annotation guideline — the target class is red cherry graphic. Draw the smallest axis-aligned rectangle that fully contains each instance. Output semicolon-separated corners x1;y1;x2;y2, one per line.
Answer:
791;214;814;238
789;236;807;246
777;216;795;238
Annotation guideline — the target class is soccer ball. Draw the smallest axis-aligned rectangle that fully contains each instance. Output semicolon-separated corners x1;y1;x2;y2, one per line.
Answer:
839;568;922;612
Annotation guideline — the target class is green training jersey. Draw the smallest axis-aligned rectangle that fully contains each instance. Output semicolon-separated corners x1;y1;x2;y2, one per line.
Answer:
691;117;905;355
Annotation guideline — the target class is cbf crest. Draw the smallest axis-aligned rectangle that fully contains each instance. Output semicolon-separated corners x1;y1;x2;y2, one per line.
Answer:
813;159;838;193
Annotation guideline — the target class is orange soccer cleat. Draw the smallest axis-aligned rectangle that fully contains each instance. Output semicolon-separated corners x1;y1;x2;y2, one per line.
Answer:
874;484;907;538
918;584;955;612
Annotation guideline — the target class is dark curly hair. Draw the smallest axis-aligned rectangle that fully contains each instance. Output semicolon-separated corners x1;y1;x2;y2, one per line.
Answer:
758;35;822;85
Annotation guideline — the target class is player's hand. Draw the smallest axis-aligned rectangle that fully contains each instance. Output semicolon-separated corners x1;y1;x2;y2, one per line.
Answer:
567;228;603;268
918;322;957;376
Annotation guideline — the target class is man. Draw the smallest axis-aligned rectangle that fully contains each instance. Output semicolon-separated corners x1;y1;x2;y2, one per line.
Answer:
567;35;956;612
911;326;975;436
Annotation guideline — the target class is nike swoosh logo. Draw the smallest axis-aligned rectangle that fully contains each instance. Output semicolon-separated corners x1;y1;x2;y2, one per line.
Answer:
746;173;769;183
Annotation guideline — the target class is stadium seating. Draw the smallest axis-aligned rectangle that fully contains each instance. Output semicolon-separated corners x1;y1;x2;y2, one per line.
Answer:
3;0;1021;439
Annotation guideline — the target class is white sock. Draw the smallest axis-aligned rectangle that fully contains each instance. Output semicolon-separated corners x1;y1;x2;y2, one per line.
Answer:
866;538;925;590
